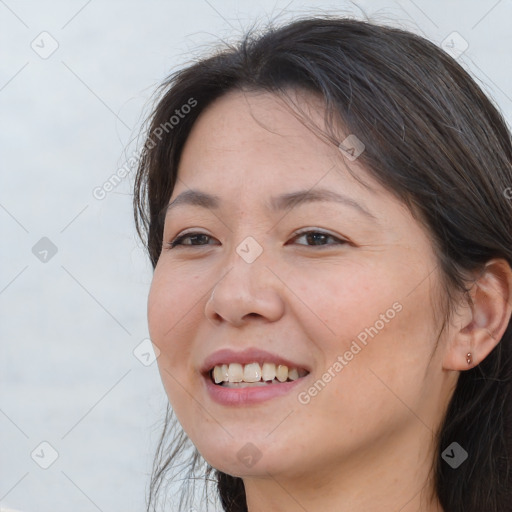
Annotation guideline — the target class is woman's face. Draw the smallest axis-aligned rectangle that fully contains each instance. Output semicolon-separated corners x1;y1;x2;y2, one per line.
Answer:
148;90;455;480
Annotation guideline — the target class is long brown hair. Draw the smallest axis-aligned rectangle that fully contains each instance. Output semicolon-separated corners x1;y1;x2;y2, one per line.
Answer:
134;17;512;512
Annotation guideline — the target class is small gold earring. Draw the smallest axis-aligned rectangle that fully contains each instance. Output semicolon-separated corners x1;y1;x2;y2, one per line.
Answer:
466;352;472;365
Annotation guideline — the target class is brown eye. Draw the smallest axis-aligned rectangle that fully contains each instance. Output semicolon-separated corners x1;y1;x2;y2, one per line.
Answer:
292;230;347;247
167;232;218;249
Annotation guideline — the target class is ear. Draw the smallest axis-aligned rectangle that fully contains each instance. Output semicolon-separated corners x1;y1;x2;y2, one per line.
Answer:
443;258;512;371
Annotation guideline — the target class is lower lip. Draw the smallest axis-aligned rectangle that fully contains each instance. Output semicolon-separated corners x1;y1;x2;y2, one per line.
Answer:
204;374;306;405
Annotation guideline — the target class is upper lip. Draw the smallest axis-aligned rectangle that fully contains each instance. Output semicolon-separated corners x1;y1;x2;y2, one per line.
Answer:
200;347;311;375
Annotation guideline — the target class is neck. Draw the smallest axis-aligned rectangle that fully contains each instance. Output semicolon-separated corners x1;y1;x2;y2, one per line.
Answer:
243;425;444;512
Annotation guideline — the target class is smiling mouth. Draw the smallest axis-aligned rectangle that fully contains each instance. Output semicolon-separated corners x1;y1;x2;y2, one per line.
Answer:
209;362;310;387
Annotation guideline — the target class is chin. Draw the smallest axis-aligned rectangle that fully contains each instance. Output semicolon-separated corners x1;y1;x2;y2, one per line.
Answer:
201;452;284;478
194;434;299;478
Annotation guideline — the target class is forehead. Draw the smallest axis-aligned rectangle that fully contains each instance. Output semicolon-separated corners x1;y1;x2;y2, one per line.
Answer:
166;91;436;258
178;89;368;189
174;90;421;227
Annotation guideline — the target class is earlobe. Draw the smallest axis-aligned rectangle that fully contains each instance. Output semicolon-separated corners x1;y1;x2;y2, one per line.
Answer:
443;258;512;371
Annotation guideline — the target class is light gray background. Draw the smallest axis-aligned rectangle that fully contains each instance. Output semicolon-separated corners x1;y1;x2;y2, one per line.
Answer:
1;1;511;511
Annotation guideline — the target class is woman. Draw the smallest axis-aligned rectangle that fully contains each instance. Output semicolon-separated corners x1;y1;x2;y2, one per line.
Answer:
134;17;512;512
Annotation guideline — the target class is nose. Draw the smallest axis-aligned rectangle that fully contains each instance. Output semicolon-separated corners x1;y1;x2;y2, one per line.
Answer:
204;255;285;327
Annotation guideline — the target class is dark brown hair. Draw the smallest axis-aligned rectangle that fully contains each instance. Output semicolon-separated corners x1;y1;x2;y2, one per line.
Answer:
134;16;512;512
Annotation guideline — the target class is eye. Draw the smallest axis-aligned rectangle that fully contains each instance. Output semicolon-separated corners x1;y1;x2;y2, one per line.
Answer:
290;229;348;247
166;232;219;249
165;229;348;250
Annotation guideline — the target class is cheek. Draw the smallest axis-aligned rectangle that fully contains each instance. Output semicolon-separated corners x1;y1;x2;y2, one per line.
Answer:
147;265;200;371
292;259;438;409
147;267;202;423
298;252;436;343
148;260;202;332
290;260;404;346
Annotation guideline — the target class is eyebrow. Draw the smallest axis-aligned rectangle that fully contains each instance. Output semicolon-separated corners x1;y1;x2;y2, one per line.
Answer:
166;188;377;221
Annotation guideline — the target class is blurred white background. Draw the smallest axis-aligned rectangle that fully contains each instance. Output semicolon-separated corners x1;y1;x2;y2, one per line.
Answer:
1;0;511;511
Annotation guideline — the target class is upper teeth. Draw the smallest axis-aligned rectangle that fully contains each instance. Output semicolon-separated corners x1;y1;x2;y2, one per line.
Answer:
212;362;305;384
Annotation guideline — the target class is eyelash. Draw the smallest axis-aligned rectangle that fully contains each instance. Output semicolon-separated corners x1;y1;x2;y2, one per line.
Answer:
166;229;348;249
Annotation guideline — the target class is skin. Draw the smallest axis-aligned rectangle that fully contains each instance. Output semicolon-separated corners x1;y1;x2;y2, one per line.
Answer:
147;90;512;512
